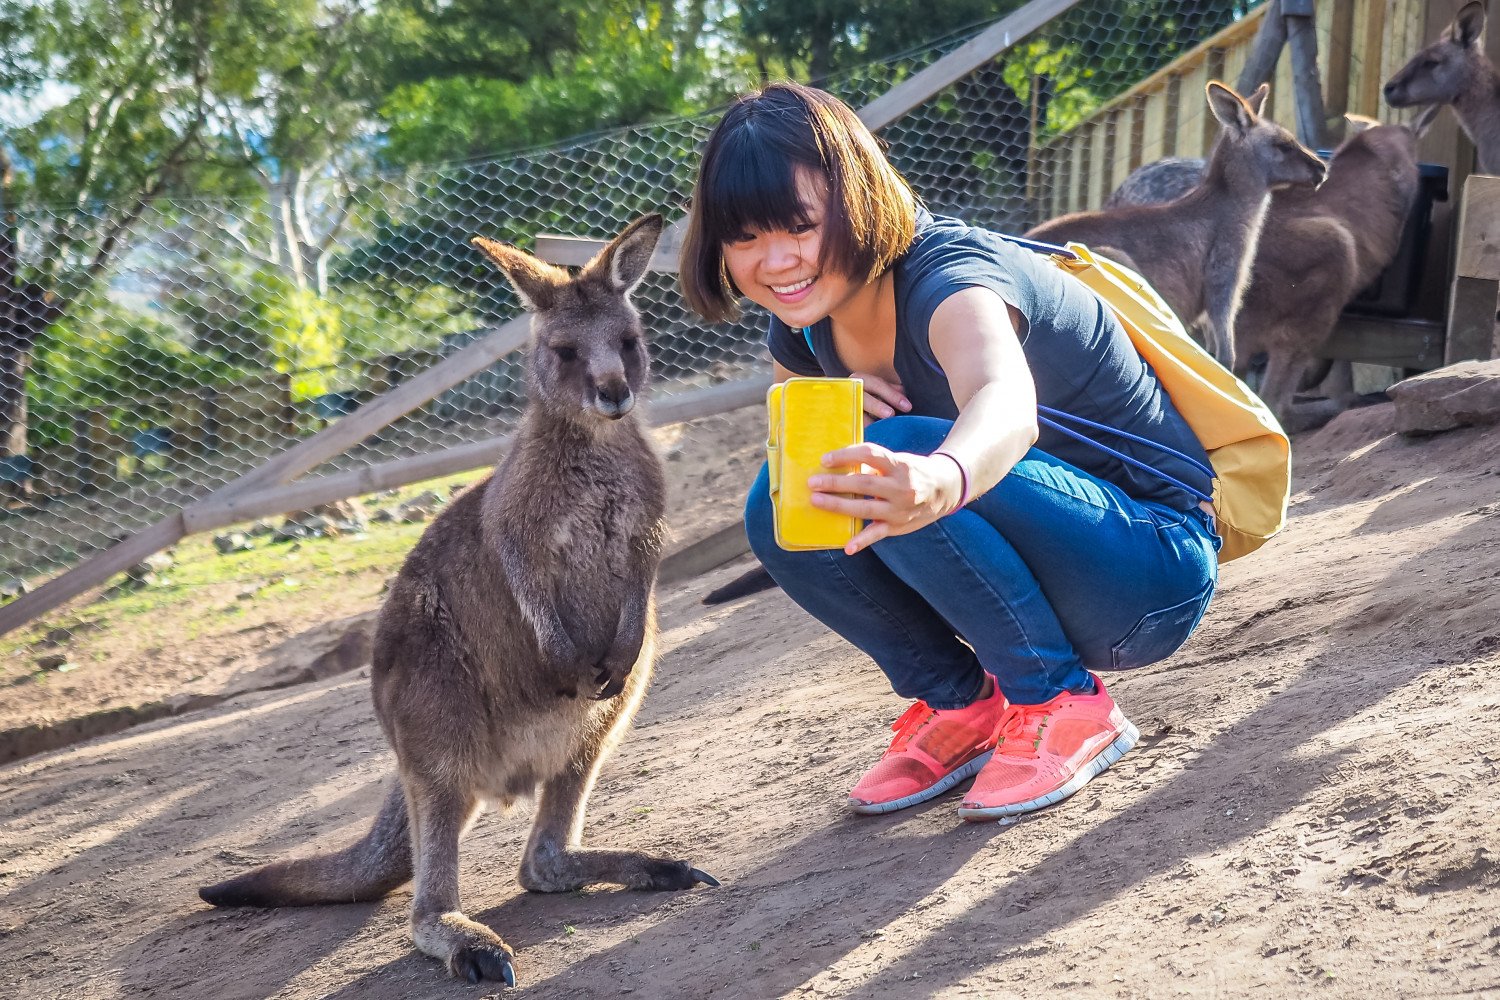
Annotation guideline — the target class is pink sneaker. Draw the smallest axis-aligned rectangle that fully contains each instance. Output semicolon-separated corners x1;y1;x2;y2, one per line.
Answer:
849;677;1007;815
957;673;1138;821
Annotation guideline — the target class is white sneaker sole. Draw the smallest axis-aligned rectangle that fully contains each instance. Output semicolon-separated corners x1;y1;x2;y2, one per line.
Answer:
848;749;995;816
956;719;1140;822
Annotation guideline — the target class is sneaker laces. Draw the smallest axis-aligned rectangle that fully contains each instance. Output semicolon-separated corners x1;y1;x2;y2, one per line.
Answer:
991;703;1051;760
886;701;936;752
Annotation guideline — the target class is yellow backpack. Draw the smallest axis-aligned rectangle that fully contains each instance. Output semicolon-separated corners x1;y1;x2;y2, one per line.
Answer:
1036;241;1291;563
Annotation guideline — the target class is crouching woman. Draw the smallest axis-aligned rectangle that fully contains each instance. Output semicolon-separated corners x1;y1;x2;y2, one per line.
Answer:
678;82;1220;821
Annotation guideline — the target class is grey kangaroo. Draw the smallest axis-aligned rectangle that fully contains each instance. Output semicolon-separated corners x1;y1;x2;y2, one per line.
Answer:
1232;110;1439;427
1027;81;1327;370
1105;109;1440;428
1385;1;1500;174
199;213;717;987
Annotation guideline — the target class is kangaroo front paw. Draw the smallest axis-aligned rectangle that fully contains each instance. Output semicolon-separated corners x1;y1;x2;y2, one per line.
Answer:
415;912;516;986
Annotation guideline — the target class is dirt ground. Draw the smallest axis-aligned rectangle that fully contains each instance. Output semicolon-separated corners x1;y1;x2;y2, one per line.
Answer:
3;402;1499;1000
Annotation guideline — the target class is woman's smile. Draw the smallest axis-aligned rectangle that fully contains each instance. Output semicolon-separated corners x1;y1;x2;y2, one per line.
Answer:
769;275;819;303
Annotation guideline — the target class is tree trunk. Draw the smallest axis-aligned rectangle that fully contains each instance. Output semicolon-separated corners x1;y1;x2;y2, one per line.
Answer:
0;144;29;501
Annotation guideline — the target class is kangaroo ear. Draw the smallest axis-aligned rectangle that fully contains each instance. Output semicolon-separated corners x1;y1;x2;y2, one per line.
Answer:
471;236;570;313
1344;113;1381;135
586;213;664;297
1409;103;1443;139
1206;81;1255;135
1245;82;1270;116
1454;1;1486;48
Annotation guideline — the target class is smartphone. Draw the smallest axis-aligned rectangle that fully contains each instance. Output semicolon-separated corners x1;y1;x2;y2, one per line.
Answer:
766;377;864;550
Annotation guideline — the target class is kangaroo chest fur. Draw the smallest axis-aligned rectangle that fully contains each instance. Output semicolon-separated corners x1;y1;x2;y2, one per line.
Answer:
491;420;666;656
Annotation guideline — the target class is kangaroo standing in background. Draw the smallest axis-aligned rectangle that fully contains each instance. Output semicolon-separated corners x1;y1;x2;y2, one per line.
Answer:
199;213;717;988
1229;110;1439;427
1106;110;1440;428
1385;1;1500;174
1027;81;1326;370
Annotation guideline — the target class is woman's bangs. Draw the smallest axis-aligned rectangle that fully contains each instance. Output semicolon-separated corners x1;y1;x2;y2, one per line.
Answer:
703;128;813;241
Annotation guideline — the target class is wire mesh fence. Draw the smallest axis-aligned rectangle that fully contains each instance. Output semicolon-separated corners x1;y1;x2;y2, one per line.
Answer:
2;0;1290;638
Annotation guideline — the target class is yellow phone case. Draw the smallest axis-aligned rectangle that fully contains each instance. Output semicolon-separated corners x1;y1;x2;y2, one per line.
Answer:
767;377;864;550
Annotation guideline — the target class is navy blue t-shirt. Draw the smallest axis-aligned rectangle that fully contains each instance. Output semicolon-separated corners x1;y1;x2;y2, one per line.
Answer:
767;210;1213;511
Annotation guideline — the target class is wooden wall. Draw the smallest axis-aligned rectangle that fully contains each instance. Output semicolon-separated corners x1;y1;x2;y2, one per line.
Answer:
1034;0;1436;219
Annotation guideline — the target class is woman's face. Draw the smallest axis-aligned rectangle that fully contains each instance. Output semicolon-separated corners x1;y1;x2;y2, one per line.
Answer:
720;168;862;330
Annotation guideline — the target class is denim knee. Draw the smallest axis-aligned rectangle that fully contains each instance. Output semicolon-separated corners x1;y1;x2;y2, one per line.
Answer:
863;414;951;455
743;462;782;565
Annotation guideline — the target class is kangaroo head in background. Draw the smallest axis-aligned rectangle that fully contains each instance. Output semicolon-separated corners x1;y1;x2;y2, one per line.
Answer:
1385;1;1487;108
1205;81;1327;192
472;213;663;424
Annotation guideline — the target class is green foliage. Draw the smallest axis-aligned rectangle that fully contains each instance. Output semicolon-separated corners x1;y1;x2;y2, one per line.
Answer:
379;4;719;164
26;297;226;450
261;283;343;401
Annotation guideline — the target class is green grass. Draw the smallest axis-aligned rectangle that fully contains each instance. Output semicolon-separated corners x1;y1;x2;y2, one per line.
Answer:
0;470;490;667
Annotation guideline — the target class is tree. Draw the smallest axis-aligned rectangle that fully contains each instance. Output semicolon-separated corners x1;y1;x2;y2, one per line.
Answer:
0;0;277;484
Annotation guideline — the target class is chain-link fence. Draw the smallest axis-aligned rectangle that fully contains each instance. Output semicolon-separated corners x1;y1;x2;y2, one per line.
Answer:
1;0;1286;639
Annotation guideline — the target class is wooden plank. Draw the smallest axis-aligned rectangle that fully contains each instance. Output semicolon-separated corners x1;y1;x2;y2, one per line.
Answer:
534;232;683;273
1204;48;1228;151
1140;90;1166;165
1163;75;1182;157
857;0;1086;131
1452;174;1500;281
1325;0;1357;119
0;517;185;637
1178;60;1211;159
234;318;531;495
659;520;751;587
1357;0;1387;117
1323;314;1445;369
1100;110;1121;202
1088;121;1107;209
179;377;774;536
1127;96;1147;173
1445;276;1499;364
1273;32;1297;128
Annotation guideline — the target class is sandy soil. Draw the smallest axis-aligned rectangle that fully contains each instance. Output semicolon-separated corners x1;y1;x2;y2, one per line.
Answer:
0;413;765;756
2;402;1499;1000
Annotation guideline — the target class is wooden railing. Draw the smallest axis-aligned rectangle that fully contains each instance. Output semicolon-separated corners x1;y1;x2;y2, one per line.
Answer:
1034;0;1433;218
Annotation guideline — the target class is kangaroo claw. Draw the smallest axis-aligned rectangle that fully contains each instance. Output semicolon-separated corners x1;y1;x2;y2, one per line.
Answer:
690;867;721;887
451;943;515;987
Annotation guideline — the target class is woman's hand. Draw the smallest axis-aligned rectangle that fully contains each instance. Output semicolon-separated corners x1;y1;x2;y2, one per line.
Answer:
808;443;965;555
851;371;911;425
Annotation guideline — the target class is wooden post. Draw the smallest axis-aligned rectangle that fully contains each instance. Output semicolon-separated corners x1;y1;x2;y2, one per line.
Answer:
1283;0;1330;148
1324;0;1356;120
1236;0;1287;94
1445;173;1500;364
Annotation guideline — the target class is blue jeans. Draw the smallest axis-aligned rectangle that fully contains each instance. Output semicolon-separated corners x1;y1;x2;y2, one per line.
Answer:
745;415;1220;708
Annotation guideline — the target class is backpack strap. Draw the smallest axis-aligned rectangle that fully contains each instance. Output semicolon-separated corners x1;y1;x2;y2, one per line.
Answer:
1038;405;1214;505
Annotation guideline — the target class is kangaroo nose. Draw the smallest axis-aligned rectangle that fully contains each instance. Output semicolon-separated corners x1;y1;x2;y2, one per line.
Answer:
595;379;634;418
1383;81;1398;100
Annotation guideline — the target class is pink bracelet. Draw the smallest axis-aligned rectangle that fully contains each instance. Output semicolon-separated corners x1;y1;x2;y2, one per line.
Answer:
932;450;970;510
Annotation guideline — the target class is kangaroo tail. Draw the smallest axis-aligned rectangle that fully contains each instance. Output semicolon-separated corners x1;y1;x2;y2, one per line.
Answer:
199;781;411;908
701;565;779;606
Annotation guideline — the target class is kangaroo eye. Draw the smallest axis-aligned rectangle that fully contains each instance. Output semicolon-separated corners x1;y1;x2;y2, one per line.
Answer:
553;345;577;363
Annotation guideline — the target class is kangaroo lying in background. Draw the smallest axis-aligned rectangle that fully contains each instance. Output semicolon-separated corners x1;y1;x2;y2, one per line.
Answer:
1027;81;1326;370
1104;109;1440;428
1385;1;1500;174
199;213;717;987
